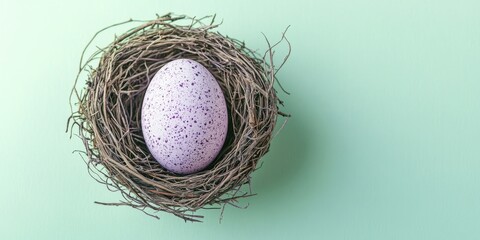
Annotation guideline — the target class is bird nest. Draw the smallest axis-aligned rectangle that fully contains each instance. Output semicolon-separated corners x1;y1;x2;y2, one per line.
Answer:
67;13;290;222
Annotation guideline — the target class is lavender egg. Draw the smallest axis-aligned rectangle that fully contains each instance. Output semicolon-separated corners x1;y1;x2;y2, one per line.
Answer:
141;59;228;174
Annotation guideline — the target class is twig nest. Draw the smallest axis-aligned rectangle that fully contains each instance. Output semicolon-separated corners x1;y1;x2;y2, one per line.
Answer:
68;13;290;222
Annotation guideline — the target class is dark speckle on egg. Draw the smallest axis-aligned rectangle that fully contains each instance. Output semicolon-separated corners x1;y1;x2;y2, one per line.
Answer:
141;59;228;175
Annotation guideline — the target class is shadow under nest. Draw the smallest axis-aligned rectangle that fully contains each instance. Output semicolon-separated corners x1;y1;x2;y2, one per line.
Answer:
67;13;290;222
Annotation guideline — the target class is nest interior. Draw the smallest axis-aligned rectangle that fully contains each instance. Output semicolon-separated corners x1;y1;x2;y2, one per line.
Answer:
68;13;290;222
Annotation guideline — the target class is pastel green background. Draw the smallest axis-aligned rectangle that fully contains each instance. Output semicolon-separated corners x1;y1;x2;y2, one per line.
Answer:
1;0;479;239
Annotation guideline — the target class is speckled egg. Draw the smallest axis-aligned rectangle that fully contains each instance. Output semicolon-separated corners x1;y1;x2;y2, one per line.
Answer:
141;59;228;175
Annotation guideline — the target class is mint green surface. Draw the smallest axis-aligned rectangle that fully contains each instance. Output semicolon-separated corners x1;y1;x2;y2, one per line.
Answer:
1;0;480;239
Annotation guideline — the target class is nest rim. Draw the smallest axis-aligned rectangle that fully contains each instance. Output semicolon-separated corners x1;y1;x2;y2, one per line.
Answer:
67;13;290;222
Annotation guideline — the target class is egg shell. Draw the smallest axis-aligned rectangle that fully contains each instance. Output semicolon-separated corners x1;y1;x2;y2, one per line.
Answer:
141;59;228;174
